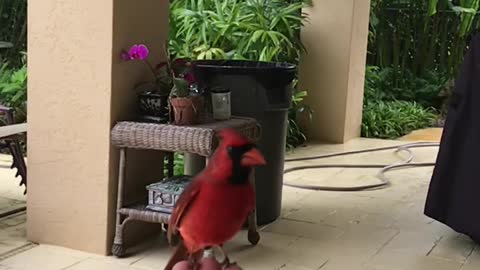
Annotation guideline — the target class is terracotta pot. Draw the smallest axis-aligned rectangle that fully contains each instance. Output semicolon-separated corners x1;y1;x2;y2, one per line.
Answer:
170;95;204;125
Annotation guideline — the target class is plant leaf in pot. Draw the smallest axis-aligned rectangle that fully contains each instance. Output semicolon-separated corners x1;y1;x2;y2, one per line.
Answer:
170;77;190;98
169;78;204;125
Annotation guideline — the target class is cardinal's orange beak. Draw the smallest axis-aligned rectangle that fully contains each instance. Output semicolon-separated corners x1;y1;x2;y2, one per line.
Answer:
241;147;266;167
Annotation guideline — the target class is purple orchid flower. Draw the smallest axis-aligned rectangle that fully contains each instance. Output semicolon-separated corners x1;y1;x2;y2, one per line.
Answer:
121;50;130;61
128;44;149;60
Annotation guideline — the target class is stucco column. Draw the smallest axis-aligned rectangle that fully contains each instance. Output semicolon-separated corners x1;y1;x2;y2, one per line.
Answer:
299;0;371;143
27;0;168;254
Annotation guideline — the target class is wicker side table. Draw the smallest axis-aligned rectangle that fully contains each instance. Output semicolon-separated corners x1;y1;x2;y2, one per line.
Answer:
110;117;261;257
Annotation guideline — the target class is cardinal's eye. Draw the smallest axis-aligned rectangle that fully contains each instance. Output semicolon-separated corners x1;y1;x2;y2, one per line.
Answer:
227;146;234;154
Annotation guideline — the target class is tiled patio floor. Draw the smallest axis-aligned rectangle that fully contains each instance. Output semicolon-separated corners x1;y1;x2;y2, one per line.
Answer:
1;138;479;270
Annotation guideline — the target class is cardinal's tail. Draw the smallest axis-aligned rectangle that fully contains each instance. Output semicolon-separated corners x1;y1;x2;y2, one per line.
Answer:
164;240;188;270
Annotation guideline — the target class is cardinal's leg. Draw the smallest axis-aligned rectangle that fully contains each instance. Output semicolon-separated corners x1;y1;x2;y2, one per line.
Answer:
187;250;204;270
216;245;239;269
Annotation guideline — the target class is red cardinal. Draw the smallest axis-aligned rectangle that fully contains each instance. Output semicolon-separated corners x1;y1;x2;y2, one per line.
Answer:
164;128;266;270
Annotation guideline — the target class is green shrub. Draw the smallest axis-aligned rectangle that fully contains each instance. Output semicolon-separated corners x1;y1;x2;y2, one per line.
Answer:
0;63;27;155
287;80;312;150
366;0;478;136
0;63;27;124
362;100;437;139
164;153;185;177
169;0;309;62
169;0;312;150
364;66;449;110
0;0;27;67
368;0;480;78
362;65;444;139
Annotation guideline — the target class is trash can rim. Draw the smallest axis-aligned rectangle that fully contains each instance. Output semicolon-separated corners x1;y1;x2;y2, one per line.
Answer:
193;59;296;71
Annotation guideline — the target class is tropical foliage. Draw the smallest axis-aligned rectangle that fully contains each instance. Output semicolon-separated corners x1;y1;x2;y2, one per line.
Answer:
369;0;480;77
169;0;310;63
0;62;27;124
169;0;313;150
0;0;27;67
363;0;480;139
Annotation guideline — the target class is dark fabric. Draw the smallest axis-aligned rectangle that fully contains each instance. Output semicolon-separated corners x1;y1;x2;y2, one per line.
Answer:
424;34;480;243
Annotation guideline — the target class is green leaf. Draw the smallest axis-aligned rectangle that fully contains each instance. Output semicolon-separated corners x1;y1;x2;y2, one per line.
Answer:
215;0;224;21
267;31;281;46
251;30;264;43
197;51;206;59
171;78;189;97
295;91;308;98
205;50;213;59
174;8;197;17
1;84;20;94
11;90;25;103
259;47;268;61
428;0;439;16
11;69;26;84
451;6;477;14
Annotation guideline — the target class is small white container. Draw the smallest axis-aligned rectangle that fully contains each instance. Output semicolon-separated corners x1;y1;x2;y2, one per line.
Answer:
211;88;231;120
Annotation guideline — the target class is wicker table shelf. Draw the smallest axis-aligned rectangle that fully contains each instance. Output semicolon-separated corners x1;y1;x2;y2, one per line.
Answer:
118;204;171;224
110;117;261;257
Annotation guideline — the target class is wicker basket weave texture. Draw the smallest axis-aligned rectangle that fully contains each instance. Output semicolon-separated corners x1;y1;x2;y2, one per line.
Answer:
111;117;260;156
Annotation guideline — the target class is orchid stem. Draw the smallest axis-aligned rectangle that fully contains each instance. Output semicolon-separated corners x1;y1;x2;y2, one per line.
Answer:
164;43;176;79
143;59;159;81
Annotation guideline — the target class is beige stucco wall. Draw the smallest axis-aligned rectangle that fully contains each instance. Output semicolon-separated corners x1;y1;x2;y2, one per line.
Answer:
299;0;371;143
28;0;168;255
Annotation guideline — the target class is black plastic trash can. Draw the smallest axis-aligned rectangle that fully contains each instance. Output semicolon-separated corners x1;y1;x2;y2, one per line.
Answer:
194;60;297;225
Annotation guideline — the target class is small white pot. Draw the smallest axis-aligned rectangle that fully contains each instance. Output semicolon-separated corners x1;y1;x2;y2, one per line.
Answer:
211;88;231;120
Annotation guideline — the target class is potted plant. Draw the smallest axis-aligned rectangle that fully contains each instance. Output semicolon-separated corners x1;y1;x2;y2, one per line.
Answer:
168;59;204;125
122;44;172;123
